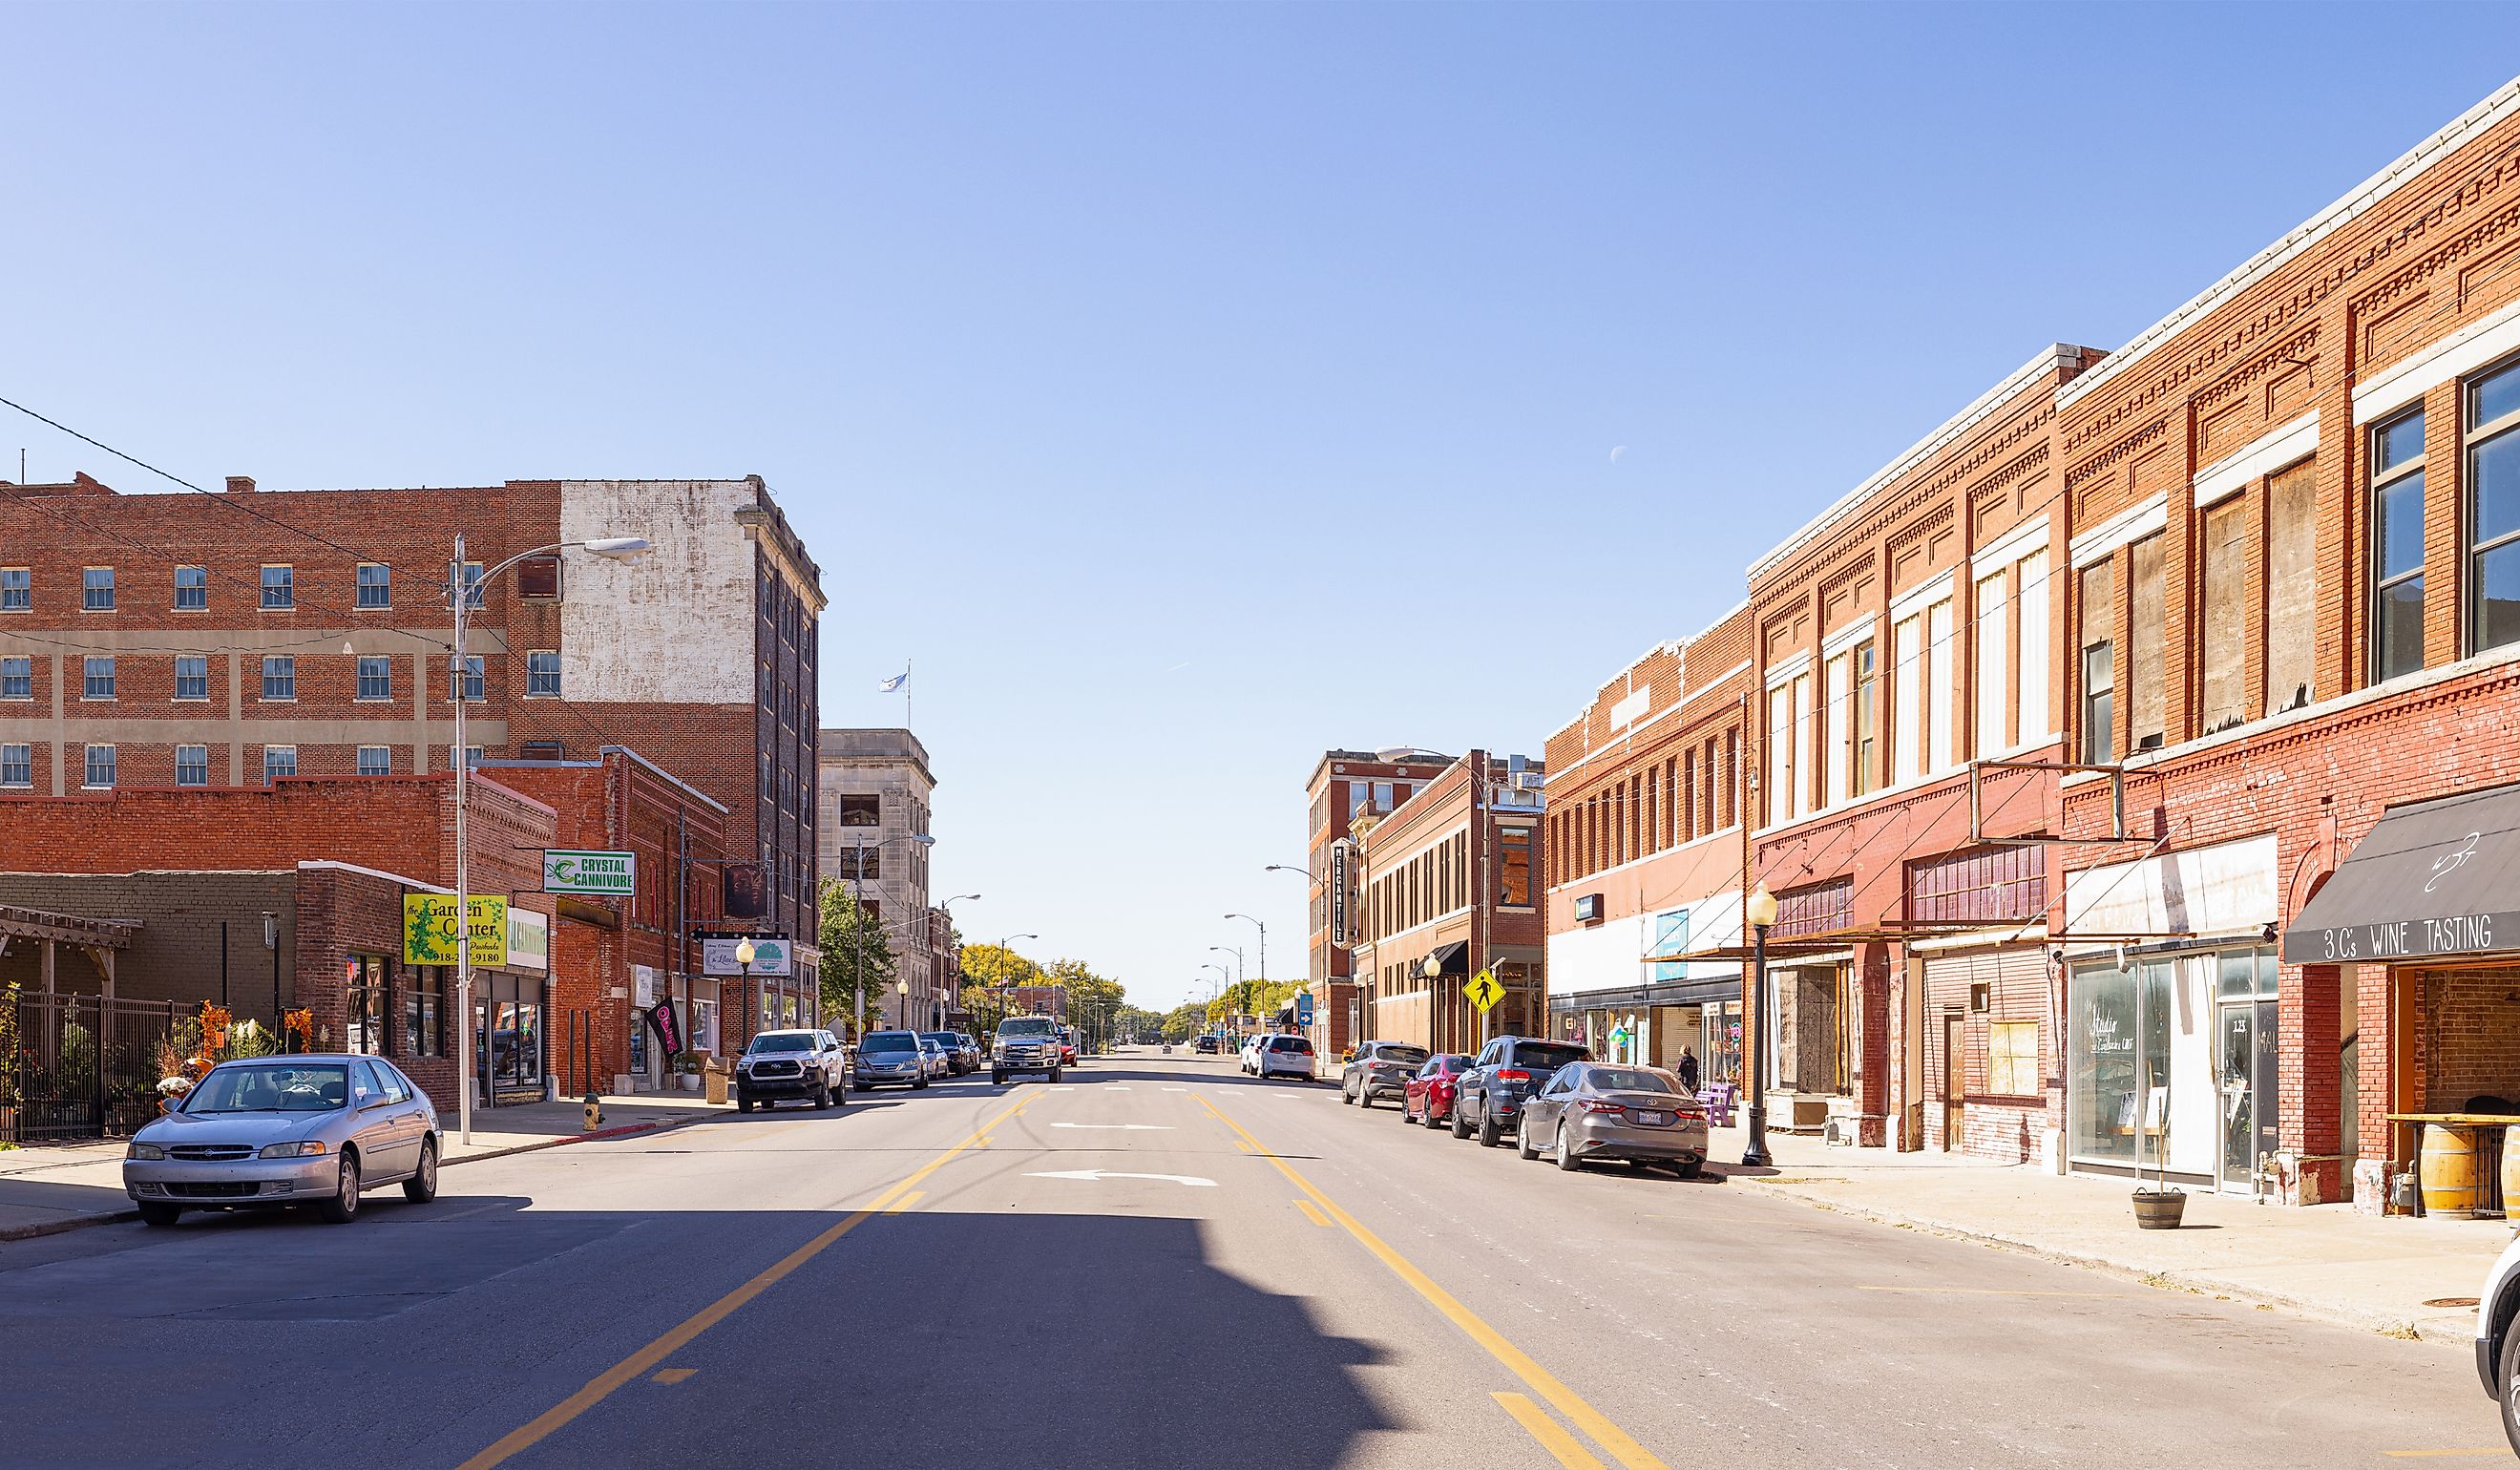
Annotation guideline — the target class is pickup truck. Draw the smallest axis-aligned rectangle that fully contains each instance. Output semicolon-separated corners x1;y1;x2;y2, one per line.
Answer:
993;1016;1065;1085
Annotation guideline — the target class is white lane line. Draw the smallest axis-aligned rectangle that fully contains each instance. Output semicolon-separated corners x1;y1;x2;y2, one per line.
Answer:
1026;1169;1216;1187
1162;1086;1189;1092
1049;1123;1173;1131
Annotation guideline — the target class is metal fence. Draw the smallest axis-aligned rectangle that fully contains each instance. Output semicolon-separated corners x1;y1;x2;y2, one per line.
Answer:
7;995;178;1144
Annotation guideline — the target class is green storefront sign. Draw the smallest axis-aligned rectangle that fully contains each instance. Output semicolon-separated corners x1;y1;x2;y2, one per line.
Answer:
543;849;637;896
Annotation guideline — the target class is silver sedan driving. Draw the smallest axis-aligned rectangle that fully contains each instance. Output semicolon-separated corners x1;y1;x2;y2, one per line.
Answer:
122;1055;440;1227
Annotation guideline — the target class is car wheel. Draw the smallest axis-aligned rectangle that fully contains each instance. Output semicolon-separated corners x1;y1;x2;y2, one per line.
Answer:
1050;1067;1063;1082
814;1084;831;1109
992;1070;1008;1085
1426;1102;1447;1130
1516;1118;1540;1161
404;1138;439;1203
1674;1160;1703;1180
914;1075;929;1090
1341;1080;1355;1105
136;1201;181;1228
1357;1086;1372;1109
1478;1108;1502;1148
319;1153;363;1223
737;1097;753;1113
1451;1100;1473;1140
1555;1126;1582;1172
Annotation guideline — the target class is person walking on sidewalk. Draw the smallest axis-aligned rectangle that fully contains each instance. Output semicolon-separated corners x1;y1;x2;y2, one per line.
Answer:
1676;1045;1700;1098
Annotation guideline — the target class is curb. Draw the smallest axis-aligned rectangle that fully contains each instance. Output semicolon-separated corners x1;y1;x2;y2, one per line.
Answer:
0;1111;716;1246
1725;1173;2468;1351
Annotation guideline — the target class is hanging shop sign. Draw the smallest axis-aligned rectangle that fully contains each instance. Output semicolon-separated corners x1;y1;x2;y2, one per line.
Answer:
543;849;637;896
404;893;509;967
700;932;793;977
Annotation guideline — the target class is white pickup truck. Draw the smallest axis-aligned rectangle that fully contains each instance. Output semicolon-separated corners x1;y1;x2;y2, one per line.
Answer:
992;1016;1065;1085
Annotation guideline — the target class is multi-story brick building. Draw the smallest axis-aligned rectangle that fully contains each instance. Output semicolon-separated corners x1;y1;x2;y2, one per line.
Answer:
1299;750;1454;1059
814;728;942;1031
1352;748;1545;1053
2048;78;2520;1209
0;472;824;1027
1542;607;1754;1082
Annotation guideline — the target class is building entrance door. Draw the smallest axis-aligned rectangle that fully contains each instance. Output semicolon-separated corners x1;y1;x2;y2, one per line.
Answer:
1942;1014;1964;1151
2218;1001;2260;1191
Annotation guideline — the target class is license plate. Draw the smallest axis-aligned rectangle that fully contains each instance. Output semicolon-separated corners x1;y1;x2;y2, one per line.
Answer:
1635;1110;1669;1125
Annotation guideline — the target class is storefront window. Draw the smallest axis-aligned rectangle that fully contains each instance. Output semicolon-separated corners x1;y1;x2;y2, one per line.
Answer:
2069;961;2138;1166
1703;1000;1742;1084
403;968;444;1057
345;956;387;1056
475;976;547;1093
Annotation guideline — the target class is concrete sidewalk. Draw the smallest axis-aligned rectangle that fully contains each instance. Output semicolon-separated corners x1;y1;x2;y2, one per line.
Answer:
0;1092;724;1242
1705;1121;2506;1351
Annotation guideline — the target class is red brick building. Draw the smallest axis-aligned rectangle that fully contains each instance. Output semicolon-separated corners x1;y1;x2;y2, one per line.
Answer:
1542;608;1754;1083
1352;748;1546;1054
1300;750;1455;1060
0;472;824;1029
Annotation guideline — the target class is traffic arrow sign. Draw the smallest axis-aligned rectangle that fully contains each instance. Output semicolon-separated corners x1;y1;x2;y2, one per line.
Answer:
1025;1169;1217;1187
1463;968;1503;1013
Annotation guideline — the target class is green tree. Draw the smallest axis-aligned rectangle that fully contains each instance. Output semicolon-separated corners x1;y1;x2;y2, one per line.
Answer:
956;942;1043;1037
817;878;898;1036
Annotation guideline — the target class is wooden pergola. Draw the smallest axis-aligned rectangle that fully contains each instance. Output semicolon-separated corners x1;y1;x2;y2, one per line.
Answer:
0;903;141;997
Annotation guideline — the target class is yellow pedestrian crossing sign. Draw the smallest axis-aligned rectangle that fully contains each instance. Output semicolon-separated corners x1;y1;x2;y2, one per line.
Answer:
1463;968;1503;1013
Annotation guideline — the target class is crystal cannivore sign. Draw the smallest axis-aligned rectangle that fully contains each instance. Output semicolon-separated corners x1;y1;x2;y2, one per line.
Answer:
543;849;636;896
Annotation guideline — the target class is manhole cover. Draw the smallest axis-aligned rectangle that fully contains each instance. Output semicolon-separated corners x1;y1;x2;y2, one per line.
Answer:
2424;1297;2481;1309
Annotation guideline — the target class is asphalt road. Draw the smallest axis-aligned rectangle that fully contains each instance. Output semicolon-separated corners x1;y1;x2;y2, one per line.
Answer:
0;1051;2502;1469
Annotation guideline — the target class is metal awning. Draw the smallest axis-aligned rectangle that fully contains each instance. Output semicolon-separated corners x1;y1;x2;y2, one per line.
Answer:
2282;782;2520;964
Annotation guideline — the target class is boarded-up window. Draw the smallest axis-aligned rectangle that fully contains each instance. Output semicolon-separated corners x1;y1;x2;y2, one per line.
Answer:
2198;499;2250;734
1988;1020;2040;1097
2128;533;2167;750
2265;459;2317;713
514;555;561;598
2080;560;2117;765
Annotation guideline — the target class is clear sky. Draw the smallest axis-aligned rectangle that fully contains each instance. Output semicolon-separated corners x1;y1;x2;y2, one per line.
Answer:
8;5;2520;1011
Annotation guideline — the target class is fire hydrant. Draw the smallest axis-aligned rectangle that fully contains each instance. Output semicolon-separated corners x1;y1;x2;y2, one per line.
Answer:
582;1091;604;1132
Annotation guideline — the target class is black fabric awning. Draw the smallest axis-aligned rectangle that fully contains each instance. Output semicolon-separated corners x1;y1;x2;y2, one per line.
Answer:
1422;941;1469;976
1548;976;1740;1014
2282;782;2520;964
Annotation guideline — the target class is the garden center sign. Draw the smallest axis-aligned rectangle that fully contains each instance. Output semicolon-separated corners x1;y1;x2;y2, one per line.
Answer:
404;893;511;966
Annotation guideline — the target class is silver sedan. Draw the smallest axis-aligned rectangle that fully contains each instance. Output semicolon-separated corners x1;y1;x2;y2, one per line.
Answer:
122;1055;440;1227
1515;1061;1710;1178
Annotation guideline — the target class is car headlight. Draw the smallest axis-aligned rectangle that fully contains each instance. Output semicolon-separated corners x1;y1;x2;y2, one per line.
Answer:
259;1140;329;1159
126;1143;165;1161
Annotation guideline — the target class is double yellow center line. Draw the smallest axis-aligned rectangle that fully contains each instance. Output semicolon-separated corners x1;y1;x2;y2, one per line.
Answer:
458;1093;1036;1470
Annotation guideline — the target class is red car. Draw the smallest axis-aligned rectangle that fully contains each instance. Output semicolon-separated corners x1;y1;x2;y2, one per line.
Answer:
1400;1054;1476;1129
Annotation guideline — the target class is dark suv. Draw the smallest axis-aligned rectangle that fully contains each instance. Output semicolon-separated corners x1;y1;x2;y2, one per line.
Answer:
1453;1036;1590;1146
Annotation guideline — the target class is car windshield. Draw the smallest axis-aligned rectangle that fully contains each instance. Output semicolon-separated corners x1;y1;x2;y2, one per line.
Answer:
184;1063;349;1113
863;1032;919;1053
748;1034;812;1053
998;1018;1060;1038
1376;1044;1429;1065
1511;1042;1588;1070
1442;1055;1473;1071
1588;1066;1683;1094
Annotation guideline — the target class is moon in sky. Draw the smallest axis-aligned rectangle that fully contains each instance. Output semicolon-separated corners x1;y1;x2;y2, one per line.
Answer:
1609;445;1628;463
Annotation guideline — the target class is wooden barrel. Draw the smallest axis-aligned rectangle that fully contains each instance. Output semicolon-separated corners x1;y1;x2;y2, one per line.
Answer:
2421;1124;2486;1219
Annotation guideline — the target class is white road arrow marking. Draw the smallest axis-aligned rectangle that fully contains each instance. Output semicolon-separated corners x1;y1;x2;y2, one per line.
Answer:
1049;1122;1172;1130
1025;1169;1216;1187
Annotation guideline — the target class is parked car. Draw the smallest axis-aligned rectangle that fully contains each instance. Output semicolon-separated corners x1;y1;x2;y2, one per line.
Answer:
854;1030;932;1090
1514;1061;1709;1177
123;1056;438;1228
918;1031;975;1075
1193;1035;1222;1055
1254;1033;1315;1081
1401;1053;1475;1128
736;1028;849;1112
1340;1040;1430;1109
918;1038;951;1079
2477;1232;2520;1451
1060;1026;1082;1068
992;1015;1064;1084
1453;1036;1590;1146
1238;1036;1265;1074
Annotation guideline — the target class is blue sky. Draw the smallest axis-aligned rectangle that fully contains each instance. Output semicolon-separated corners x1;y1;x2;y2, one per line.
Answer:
9;5;2520;1010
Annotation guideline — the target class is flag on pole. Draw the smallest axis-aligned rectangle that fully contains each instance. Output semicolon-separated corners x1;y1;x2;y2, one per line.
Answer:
877;669;909;693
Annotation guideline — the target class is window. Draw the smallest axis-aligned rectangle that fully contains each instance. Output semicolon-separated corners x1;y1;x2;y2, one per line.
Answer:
1823;650;1851;805
839;793;880;827
357;656;391;701
83;745;115;788
262;656;295;701
2017;550;2051;741
515;555;560;598
2079;560;2116;766
1974;570;2009;755
259;565;293;609
2265;463;2317;712
2373;409;2427;682
1499;826;1531;905
346;956;387;1055
1374;780;1395;808
176;745;208;787
452;746;483;769
357;746;391;777
518;741;562;760
526;650;560;696
262;746;297;783
404;968;445;1057
356;563;390;608
2127;533;2166;750
1765;671;1810;825
2197;498;2250;735
174;565;207;609
454;562;484;610
838;847;880;881
1648;909;1690;982
0;657;27;699
82;567;114;611
0;745;28;787
167;655;207;701
449;655;483;702
0;568;25;612
1851;641;1876;796
1988;1020;2039;1097
82;656;114;700
2468;360;2520;655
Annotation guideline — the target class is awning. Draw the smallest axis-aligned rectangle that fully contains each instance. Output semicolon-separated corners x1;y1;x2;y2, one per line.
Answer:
2282;782;2520;964
1548;976;1739;1013
1420;941;1469;976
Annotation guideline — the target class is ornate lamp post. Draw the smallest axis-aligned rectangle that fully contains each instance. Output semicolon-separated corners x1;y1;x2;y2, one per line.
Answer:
1741;883;1779;1168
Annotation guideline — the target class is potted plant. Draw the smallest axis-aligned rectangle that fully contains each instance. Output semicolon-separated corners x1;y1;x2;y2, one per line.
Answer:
2132;1088;2185;1228
677;1054;704;1093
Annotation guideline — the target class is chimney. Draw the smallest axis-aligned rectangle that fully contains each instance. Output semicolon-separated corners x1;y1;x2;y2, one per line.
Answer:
225;475;256;494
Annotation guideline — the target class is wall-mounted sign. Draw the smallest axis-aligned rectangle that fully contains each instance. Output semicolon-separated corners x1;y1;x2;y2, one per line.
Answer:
403;894;509;966
1573;893;1602;924
505;907;550;974
722;862;767;919
543;849;636;895
1329;840;1353;948
632;964;657;1007
701;933;792;977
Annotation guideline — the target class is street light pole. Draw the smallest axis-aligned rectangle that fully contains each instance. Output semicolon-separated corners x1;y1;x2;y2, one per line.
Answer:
1224;913;1265;990
1742;883;1778;1168
449;532;651;1146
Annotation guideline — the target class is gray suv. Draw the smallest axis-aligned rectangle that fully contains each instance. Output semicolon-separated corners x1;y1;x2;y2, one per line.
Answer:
992;1016;1065;1084
1340;1040;1430;1109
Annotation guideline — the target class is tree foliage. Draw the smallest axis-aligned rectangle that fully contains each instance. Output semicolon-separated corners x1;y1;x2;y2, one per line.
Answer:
817;878;898;1036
